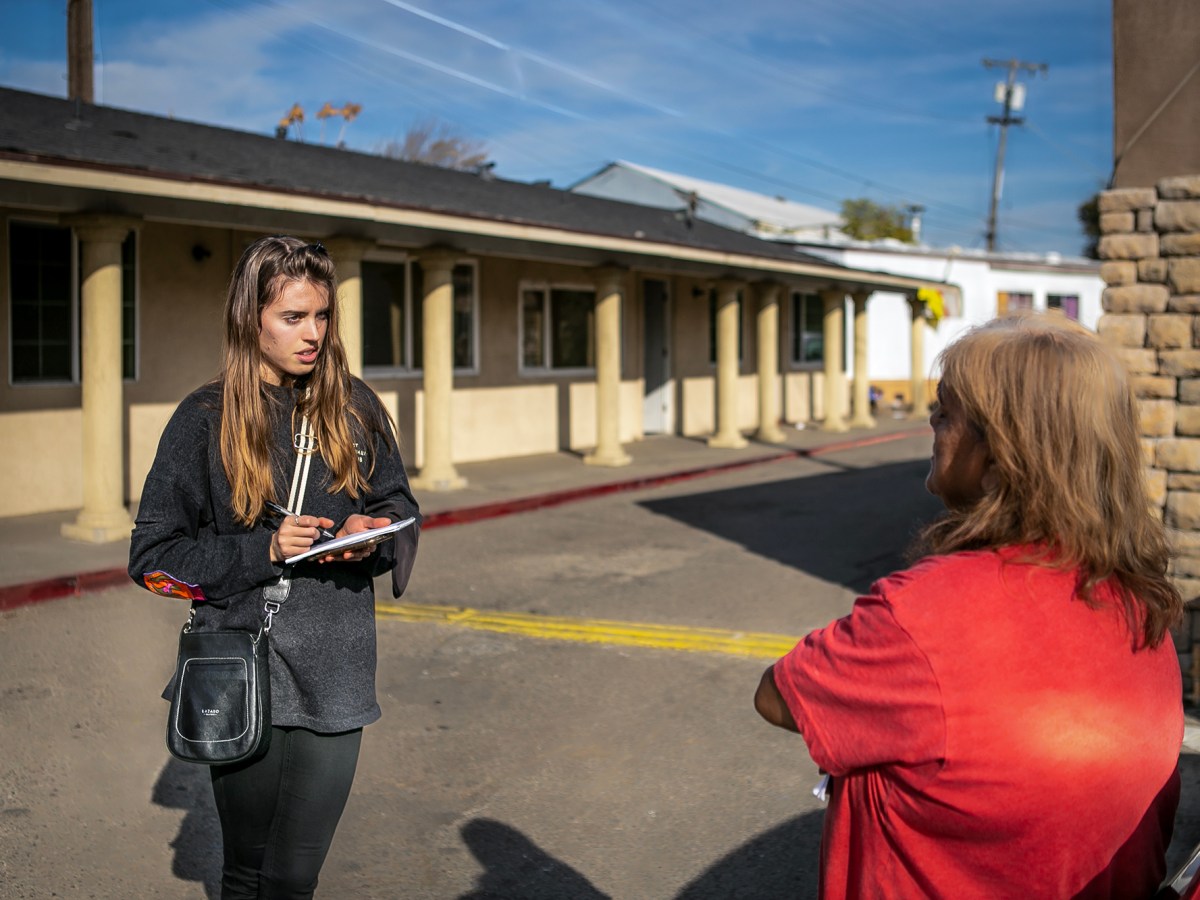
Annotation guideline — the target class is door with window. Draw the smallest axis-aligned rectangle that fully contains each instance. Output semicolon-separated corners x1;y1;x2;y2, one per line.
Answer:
641;279;672;434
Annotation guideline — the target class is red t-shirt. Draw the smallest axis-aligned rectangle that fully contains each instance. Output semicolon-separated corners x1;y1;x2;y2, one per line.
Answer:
773;548;1182;899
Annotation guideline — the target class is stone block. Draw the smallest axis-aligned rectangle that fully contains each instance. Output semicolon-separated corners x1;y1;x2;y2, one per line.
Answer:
1172;576;1200;600
1097;313;1146;347
1158;438;1200;472
1141;438;1157;466
1169;258;1200;294
1159;350;1200;376
1167;491;1200;529
1181;379;1200;404
1156;201;1200;232
1099;233;1159;260
1137;208;1156;232
1100;211;1134;234
1147;314;1193;349
1172;555;1200;578
1169;475;1200;491
1102;284;1170;313
1170;295;1200;314
1131;375;1177;398
1115;347;1159;374
1169;527;1200;552
1159;175;1200;200
1163;234;1200;256
1138;258;1169;283
1145;467;1168;506
1140;400;1177;436
1100;261;1137;285
1179;406;1200;436
1099;187;1158;212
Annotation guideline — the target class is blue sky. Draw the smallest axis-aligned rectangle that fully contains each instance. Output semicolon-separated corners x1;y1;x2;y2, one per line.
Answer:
0;0;1112;255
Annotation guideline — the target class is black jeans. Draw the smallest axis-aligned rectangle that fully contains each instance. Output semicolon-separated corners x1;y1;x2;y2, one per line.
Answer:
210;726;362;899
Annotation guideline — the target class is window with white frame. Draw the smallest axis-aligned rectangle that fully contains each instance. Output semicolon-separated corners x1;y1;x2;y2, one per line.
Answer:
790;290;824;365
707;287;744;364
8;220;136;384
1047;293;1079;320
521;284;595;371
361;258;476;373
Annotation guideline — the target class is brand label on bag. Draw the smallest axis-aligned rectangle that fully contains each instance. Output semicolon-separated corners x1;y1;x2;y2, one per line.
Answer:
201;708;220;716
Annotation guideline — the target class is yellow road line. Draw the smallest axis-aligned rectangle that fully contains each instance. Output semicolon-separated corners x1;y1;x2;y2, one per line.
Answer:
375;601;799;660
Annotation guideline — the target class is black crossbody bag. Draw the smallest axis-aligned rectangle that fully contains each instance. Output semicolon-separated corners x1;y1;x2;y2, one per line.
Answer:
165;415;314;765
165;574;290;765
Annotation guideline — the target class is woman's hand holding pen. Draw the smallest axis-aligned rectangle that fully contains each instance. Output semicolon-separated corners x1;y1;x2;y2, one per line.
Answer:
270;513;337;564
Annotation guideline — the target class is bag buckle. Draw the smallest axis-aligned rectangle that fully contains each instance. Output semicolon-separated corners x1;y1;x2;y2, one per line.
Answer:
262;600;282;634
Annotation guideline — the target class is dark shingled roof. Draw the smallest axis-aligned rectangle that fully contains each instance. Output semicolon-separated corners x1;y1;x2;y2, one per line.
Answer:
0;87;844;268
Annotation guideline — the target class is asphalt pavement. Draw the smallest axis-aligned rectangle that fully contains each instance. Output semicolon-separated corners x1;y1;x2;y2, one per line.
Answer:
4;417;1200;898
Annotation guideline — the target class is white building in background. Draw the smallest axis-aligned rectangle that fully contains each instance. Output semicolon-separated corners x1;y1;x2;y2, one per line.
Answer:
796;240;1103;404
570;160;845;242
570;161;1103;406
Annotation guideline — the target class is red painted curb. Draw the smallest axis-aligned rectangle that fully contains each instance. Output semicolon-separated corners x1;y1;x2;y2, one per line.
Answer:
0;567;130;612
0;426;930;612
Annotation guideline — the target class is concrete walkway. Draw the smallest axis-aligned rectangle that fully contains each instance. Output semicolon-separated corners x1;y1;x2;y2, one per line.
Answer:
0;417;931;606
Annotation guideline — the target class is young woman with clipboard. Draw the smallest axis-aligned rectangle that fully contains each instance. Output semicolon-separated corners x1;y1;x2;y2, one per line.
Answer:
130;235;420;898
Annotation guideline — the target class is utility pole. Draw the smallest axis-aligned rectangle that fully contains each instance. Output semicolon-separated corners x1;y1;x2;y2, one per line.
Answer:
983;57;1047;252
67;0;94;103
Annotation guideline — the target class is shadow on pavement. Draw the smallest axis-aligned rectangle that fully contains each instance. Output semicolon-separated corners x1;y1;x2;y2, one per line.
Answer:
458;817;612;899
675;810;824;899
640;459;945;594
456;811;824;899
151;757;222;899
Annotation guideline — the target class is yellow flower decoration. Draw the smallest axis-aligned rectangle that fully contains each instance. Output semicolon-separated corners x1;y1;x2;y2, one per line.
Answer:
918;287;945;325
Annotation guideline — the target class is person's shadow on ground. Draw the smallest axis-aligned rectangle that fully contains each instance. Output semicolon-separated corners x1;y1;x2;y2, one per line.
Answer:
151;756;222;899
457;812;824;899
458;818;612;899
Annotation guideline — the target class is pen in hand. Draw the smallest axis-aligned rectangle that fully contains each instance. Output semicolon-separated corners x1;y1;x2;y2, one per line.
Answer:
265;500;337;540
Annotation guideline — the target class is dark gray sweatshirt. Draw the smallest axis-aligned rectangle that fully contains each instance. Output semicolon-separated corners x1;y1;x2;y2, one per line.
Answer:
129;378;420;733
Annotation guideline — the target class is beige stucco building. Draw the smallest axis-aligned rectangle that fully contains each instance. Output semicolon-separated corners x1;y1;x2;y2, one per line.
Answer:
0;87;945;537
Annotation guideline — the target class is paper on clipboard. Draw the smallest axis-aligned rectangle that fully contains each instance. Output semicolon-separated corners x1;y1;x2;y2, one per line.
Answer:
285;516;417;565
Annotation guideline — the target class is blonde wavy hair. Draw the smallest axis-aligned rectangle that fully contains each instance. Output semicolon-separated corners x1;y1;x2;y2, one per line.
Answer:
916;311;1181;648
219;235;394;526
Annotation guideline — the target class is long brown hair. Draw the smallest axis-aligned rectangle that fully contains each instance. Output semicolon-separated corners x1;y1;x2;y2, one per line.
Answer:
915;311;1181;648
219;235;394;525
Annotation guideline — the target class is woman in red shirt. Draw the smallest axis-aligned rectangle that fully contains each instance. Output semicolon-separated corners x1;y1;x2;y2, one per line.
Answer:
755;312;1184;899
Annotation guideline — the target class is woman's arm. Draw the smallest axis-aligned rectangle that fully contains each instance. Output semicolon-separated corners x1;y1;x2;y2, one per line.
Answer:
128;398;279;600
755;665;799;732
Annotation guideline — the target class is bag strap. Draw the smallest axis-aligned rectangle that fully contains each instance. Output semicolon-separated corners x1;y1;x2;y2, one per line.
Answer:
259;412;315;637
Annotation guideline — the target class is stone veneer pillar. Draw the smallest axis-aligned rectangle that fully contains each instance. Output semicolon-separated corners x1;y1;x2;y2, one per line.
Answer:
1095;175;1200;599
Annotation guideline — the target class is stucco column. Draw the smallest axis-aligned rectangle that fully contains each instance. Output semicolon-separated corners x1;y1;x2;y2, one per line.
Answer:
849;291;876;429
585;267;631;467
908;296;930;419
324;236;374;378
62;216;137;543
820;288;848;433
411;249;466;491
754;282;786;443
708;278;748;449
